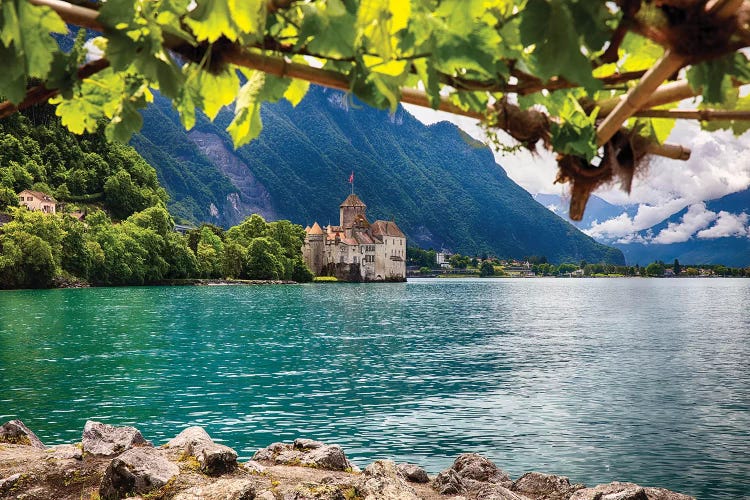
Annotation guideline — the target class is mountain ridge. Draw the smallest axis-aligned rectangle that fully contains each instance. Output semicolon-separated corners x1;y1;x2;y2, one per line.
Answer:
134;86;625;264
536;189;750;266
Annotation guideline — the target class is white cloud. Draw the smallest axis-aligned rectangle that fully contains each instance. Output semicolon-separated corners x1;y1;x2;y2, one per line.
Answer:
404;105;750;208
696;211;750;239
584;198;688;240
651;203;717;244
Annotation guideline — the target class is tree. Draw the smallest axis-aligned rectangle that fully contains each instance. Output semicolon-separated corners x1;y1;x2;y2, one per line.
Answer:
245;237;284;280
196;227;224;278
480;261;495;277
104;170;152;220
0;186;18;210
645;261;666;277
557;263;577;275
449;253;470;269
4;1;750;220
673;259;682;276
0;231;56;288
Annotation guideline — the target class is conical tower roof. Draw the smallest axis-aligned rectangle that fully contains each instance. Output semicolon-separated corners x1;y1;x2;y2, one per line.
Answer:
309;222;325;235
340;193;366;208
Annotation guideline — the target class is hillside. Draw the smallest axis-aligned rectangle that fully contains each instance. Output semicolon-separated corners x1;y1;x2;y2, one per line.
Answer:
0;104;166;219
134;87;624;264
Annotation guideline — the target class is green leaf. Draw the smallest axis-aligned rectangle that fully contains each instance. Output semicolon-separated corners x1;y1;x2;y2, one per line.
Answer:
0;0;67;103
632;117;675;144
413;59;441;109
520;0;600;91
283;78;310;107
550;95;599;161
185;0;238;42
687;58;734;104
197;68;240;120
620;33;664;72
227;71;265;147
228;0;266;34
298;4;357;58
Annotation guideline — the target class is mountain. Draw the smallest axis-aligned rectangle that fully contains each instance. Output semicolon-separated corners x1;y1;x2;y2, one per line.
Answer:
533;193;637;230
132;87;624;264
537;190;750;266
615;189;750;267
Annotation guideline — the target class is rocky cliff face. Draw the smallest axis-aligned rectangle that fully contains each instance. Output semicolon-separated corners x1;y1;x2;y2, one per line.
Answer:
187;131;276;227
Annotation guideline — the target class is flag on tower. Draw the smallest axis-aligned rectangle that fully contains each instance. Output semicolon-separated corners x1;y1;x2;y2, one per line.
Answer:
349;172;354;184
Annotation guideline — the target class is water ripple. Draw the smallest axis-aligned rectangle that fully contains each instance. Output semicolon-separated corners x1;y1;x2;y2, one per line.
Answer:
0;279;748;499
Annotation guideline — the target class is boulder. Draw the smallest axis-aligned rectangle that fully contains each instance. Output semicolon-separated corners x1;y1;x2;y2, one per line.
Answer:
252;439;355;471
99;447;180;499
83;420;151;456
256;491;277;500
397;463;430;483
357;460;419;500
164;426;238;475
172;478;256;500
165;426;213;449
570;482;695;500
193;441;238;475
433;468;467;495
0;420;45;449
284;481;348;499
433;453;511;494
46;444;83;460
451;453;511;485
512;471;584;500
475;483;532;500
253;442;286;462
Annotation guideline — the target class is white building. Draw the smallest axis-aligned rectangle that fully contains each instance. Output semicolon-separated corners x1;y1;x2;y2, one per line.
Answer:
18;190;56;214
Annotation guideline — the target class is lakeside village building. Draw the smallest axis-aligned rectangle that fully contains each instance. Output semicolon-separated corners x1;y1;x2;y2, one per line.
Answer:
302;194;406;282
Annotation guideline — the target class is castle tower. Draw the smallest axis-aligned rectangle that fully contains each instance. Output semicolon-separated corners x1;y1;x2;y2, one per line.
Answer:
340;193;366;228
306;222;326;275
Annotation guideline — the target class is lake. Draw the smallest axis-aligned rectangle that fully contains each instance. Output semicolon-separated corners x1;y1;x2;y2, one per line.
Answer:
1;278;748;499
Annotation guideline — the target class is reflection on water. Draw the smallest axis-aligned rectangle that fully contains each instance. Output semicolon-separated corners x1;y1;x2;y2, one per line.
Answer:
1;278;749;499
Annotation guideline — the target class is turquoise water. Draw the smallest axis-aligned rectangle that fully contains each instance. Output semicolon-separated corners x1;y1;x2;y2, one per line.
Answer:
1;278;748;499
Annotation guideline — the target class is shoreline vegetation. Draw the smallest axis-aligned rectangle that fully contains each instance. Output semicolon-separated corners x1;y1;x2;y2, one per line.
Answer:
406;247;750;279
0;419;695;500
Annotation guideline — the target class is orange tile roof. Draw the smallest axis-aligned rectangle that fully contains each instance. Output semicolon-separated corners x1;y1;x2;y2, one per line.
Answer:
19;189;57;203
340;193;367;208
371;220;405;238
309;222;325;235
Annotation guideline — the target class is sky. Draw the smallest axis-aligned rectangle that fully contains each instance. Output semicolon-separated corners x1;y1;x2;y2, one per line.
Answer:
403;103;750;241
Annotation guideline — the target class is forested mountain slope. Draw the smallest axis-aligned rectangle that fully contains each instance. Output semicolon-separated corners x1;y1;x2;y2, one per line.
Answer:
136;87;624;264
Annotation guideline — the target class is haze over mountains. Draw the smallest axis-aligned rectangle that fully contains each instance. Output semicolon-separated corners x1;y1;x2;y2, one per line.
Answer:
132;86;624;264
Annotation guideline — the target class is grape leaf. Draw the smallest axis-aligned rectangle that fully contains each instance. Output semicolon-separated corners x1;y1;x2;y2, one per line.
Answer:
520;0;600;91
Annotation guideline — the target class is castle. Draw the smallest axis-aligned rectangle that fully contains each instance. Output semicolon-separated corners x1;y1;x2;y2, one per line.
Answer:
302;194;406;282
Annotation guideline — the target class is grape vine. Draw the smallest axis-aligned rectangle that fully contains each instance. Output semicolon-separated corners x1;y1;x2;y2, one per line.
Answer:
1;0;750;218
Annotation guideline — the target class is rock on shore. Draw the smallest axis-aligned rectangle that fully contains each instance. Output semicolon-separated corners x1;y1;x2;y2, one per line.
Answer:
0;419;696;500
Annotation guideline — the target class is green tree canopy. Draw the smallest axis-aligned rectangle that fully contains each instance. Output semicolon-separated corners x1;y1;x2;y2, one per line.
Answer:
2;0;750;219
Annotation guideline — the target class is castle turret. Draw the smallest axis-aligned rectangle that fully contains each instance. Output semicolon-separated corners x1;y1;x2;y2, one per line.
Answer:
340;193;366;228
305;222;326;275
